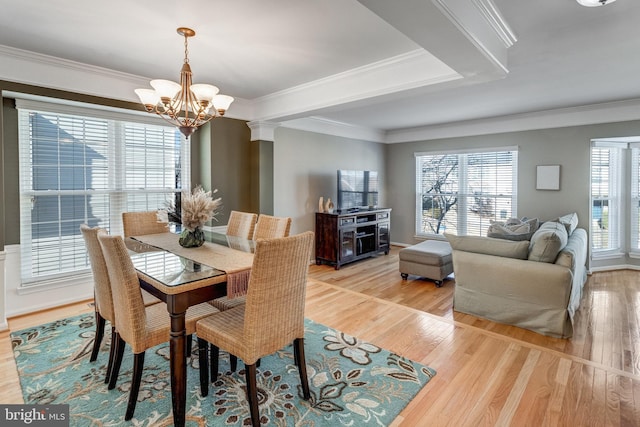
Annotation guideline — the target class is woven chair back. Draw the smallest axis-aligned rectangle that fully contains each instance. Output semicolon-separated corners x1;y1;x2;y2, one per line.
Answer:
243;231;314;360
98;232;148;352
80;224;115;323
122;211;169;238
252;214;292;240
226;211;258;239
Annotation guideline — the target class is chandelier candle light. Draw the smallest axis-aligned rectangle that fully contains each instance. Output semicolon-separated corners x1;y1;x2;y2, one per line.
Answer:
135;27;234;138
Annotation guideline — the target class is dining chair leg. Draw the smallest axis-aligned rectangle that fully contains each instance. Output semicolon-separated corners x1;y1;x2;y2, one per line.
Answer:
230;355;259;371
197;338;209;397
294;338;311;400
90;310;106;362
293;339;300;367
210;344;219;382
104;326;117;384
230;354;237;372
244;363;260;427
125;352;145;421
108;333;126;390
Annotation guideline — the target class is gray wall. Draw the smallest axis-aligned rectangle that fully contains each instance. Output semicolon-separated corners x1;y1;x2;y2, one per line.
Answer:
273;127;386;236
193;118;256;225
386;119;640;269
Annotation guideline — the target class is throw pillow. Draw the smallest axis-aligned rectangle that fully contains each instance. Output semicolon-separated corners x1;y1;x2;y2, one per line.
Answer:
521;217;540;236
528;221;569;263
556;212;578;236
487;221;530;241
445;232;530;259
487;217;540;241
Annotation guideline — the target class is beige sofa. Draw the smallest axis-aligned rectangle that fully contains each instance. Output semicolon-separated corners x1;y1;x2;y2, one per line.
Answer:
445;216;588;338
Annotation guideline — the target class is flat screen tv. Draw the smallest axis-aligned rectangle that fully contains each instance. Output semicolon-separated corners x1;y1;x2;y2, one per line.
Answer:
337;170;379;211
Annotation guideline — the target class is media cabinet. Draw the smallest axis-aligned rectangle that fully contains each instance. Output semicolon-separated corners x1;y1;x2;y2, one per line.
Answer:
315;208;391;269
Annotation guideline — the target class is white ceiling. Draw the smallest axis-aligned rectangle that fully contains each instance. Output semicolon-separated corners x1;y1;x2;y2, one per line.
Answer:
1;0;640;141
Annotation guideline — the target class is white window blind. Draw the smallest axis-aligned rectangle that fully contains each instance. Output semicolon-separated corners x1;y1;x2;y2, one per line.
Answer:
415;147;518;237
17;100;189;284
630;145;640;252
590;143;622;253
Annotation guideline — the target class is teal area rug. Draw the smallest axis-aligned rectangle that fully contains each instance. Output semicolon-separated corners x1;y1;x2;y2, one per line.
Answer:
11;314;436;426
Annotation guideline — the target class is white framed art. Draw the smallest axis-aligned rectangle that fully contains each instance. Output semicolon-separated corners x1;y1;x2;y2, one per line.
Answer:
536;165;560;190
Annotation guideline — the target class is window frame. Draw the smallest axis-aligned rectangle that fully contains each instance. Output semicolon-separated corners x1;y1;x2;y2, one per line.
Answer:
414;146;518;238
16;98;190;286
590;141;624;257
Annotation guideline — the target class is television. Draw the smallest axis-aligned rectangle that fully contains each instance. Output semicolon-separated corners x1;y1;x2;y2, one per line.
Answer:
337;170;379;211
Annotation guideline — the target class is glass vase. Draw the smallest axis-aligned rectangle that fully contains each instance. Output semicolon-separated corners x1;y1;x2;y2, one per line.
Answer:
179;227;205;248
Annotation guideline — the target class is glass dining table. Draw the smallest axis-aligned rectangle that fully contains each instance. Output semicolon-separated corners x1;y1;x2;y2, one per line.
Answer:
126;230;254;427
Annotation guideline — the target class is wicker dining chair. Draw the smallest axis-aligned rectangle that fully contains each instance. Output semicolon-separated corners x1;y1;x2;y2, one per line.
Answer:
226;210;258;239
211;214;292;313
196;231;314;427
97;231;219;421
80;224;161;384
122;211;169;238
252;214;291;240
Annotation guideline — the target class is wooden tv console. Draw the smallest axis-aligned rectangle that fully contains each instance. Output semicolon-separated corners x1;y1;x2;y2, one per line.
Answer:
315;208;391;269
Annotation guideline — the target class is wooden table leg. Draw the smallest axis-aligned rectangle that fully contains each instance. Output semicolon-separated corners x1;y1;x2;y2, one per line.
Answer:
169;307;187;427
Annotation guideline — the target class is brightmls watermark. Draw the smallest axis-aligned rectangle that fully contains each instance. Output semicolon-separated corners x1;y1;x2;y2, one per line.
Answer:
0;405;69;426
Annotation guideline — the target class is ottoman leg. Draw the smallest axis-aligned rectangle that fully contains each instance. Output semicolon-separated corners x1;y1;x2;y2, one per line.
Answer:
401;273;408;280
434;280;443;287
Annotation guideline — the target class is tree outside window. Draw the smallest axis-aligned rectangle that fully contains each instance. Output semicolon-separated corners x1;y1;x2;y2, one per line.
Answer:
415;149;518;237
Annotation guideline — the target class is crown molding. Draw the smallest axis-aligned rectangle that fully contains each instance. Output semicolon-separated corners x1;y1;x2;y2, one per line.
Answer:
470;0;517;48
247;121;280;141
280;117;385;143
0;44;146;86
433;0;512;74
251;49;461;123
385;98;640;143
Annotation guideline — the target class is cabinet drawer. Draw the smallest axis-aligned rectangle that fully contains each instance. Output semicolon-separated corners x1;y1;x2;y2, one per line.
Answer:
377;212;389;220
340;217;356;226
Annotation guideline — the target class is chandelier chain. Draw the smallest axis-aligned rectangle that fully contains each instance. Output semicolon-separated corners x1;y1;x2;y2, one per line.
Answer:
184;33;190;64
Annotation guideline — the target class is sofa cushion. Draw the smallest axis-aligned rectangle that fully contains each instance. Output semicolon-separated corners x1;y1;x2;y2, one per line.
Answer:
445;232;530;259
556;212;578;236
528;221;568;263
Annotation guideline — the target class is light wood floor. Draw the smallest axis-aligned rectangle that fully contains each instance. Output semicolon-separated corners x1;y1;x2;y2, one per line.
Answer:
2;246;640;426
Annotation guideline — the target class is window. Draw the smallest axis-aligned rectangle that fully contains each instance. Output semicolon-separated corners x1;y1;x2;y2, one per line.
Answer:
590;139;640;257
415;148;518;237
590;142;622;253
17;99;189;285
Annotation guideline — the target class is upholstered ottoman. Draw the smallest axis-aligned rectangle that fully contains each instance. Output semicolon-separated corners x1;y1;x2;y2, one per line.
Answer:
399;240;453;287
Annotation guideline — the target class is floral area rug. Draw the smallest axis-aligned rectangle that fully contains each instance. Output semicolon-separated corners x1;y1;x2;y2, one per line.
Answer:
11;314;436;426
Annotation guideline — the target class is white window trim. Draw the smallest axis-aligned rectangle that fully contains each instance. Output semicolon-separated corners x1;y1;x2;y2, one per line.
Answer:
16;95;190;287
414;146;519;237
590;137;640;259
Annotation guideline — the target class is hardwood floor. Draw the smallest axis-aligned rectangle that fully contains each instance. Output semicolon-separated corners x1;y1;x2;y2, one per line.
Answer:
310;247;640;376
1;246;639;426
307;246;640;426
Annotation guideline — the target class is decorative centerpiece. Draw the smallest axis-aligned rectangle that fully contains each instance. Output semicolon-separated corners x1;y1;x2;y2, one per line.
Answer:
178;186;222;248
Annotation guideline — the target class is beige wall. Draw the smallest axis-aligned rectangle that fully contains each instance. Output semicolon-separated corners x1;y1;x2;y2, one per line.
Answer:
1;85;254;244
4;79;640;319
273;127;386;236
386;119;640;270
0;83;253;320
193;118;256;225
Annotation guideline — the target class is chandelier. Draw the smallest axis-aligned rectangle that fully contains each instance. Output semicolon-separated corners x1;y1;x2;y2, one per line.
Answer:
576;0;616;6
135;27;234;138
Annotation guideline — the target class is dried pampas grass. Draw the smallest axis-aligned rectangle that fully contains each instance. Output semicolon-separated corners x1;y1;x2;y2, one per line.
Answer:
181;186;222;231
